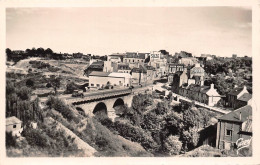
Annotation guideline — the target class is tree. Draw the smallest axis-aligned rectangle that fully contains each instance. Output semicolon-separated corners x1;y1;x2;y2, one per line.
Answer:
65;82;79;94
164;135;182;155
36;47;45;57
26;79;34;87
49;77;61;95
6;48;12;56
17;86;31;100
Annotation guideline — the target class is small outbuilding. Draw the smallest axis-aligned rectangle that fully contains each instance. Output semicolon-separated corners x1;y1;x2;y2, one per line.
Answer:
6;116;23;137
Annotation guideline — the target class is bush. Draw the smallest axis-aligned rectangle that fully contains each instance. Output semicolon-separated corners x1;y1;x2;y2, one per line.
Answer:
26;79;34;87
46;96;78;123
22;128;50;148
65;82;79;94
16;86;31;100
112;121;159;152
164;135;182;155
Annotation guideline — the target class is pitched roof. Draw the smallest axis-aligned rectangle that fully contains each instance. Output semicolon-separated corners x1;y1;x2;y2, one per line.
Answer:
87;61;104;69
89;71;110;77
6;116;22;126
186;84;210;93
228;87;244;96
238;93;252;102
131;65;147;73
218;105;252;122
125;52;146;59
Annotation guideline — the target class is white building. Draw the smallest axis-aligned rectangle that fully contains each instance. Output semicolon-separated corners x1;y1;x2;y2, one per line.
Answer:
6;116;23;137
89;71;132;88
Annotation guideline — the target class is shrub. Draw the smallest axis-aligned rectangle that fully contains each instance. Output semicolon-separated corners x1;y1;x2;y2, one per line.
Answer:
46;96;78;123
164;135;182;155
22;128;50;148
16;86;31;100
26;79;34;87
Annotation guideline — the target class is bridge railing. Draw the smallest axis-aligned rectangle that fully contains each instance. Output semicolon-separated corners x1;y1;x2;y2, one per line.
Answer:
67;88;132;103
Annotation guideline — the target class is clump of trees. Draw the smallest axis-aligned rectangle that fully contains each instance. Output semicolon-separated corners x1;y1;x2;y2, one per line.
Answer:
99;94;217;156
6;80;44;125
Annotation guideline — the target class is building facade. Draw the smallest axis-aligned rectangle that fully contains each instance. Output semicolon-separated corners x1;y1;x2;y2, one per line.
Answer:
216;105;252;150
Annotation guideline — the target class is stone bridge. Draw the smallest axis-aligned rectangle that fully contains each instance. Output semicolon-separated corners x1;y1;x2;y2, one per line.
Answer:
65;89;134;121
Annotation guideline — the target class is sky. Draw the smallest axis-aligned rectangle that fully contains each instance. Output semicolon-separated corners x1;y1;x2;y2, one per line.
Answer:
6;7;252;57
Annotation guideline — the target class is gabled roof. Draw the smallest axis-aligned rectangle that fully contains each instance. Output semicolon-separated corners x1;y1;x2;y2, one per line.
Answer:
238;93;252;102
6;116;22;126
228;87;244;96
131;65;147;73
125;52;146;59
218;105;252;122
89;71;110;77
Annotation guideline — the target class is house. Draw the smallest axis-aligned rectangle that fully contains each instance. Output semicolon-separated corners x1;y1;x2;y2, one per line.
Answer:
216;105;252;150
227;86;249;109
89;71;132;88
103;61;117;72
89;71;111;88
6;116;23;137
107;54;123;63
167;63;185;74
149;51;168;76
189;63;205;79
179;83;221;106
179;57;198;66
73;52;83;58
145;65;156;81
171;70;188;94
235;93;252;109
117;63;131;73
123;52;146;68
108;72;132;87
131;65;147;84
84;61;104;77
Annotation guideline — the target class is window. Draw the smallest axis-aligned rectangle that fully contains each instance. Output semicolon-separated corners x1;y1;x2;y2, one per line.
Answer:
91;84;94;86
226;129;232;136
97;84;100;87
13;125;16;128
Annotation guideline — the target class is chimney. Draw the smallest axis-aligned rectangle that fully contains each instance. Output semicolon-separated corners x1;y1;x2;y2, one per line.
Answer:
243;85;247;91
239;112;242;120
210;83;214;89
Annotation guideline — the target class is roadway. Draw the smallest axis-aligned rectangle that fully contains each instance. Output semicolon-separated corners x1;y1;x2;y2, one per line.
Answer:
172;93;231;114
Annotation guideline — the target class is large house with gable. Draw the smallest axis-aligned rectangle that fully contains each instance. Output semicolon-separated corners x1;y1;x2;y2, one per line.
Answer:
227;86;252;109
216;105;252;150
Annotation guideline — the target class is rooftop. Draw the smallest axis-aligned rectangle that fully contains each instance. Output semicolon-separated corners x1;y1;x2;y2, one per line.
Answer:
6;116;22;126
89;71;110;77
228;86;246;96
237;93;252;102
109;72;131;78
218;105;252;123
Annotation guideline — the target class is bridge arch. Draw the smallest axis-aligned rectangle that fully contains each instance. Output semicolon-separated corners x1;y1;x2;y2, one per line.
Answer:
113;98;125;108
93;102;108;119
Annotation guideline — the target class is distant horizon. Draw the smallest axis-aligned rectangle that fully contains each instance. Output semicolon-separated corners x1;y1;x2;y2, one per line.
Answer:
6;7;252;57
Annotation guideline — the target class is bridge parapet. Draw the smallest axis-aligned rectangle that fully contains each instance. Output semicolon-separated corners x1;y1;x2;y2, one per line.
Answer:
67;88;132;105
